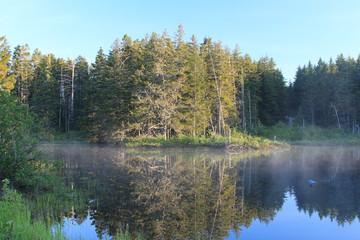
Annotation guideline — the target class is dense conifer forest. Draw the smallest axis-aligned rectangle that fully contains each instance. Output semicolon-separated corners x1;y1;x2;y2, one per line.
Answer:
1;26;360;142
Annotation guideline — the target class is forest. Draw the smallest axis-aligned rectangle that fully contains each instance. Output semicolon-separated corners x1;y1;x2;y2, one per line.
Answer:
1;26;360;239
1;26;360;143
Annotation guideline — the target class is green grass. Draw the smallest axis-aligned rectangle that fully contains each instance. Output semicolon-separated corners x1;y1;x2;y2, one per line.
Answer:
1;178;146;240
230;131;286;150
0;179;65;240
43;129;288;151
252;122;360;144
111;231;145;240
124;134;227;147
123;131;286;150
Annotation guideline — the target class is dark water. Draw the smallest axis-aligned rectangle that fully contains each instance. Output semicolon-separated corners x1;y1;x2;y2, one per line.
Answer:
40;144;360;239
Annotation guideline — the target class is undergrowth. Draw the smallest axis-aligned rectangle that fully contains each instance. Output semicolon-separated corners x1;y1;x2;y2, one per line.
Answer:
0;179;65;240
252;122;360;143
124;131;285;150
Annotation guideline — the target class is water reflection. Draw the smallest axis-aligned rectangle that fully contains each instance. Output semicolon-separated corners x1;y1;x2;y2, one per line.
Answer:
40;144;360;239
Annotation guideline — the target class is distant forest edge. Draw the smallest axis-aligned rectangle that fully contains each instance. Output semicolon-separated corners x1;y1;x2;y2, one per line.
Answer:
1;26;360;143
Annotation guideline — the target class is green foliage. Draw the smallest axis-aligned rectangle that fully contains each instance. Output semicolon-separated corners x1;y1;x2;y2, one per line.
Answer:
0;91;43;184
300;126;348;141
29;54;59;129
0;91;65;190
253;122;359;142
11;44;32;104
5;28;360;143
123;131;284;150
292;55;360;130
112;231;144;240
231;130;283;149
0;36;16;92
0;179;65;240
253;123;302;141
124;134;227;147
257;59;287;126
74;28;286;142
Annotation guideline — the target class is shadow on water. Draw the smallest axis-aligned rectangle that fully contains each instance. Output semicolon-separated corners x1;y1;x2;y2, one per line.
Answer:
38;144;360;239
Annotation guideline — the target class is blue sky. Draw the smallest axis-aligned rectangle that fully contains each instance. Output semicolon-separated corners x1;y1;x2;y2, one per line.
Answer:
1;0;360;81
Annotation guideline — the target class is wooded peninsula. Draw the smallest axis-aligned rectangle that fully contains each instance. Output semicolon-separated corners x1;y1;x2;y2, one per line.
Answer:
1;26;360;144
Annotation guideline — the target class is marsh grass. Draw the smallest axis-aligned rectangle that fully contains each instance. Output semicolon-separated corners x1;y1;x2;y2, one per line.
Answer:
253;123;360;143
123;134;224;147
0;179;65;240
111;231;145;240
123;131;286;150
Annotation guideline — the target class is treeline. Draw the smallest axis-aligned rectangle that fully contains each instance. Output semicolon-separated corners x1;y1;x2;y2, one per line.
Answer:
0;26;287;142
290;56;360;131
1;26;360;142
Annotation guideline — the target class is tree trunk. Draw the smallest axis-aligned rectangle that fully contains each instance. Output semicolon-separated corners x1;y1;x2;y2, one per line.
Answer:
311;105;314;126
59;66;64;129
70;60;75;129
208;46;225;135
241;68;246;130
331;104;341;129
248;89;252;129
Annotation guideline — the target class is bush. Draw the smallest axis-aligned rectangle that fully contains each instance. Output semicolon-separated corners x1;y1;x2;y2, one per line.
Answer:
253;122;359;142
252;123;302;141
0;92;44;185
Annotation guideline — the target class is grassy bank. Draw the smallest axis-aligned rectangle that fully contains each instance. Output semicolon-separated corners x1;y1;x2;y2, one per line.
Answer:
47;130;287;151
122;131;286;150
252;123;360;144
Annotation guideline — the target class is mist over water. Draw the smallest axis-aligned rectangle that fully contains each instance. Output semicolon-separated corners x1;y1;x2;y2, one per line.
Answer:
39;144;360;239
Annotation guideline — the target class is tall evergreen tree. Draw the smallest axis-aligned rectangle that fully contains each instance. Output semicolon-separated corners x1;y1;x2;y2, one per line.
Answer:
256;57;286;126
11;44;32;104
201;38;237;135
180;35;209;136
29;54;59;129
0;37;15;92
73;56;89;130
85;48;109;141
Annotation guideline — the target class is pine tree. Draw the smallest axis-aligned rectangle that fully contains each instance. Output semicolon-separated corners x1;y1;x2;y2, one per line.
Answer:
73;56;89;130
135;31;181;139
353;56;360;132
333;55;356;129
201;38;240;135
180;35;209;136
11;44;32;104
84;48;109;141
29;54;59;129
0;36;15;92
257;57;286;126
243;54;262;129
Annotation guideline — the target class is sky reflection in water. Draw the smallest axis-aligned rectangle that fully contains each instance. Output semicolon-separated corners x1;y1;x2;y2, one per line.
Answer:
227;192;360;240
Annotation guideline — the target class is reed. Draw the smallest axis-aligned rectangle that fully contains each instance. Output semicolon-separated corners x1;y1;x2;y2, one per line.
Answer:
0;179;65;240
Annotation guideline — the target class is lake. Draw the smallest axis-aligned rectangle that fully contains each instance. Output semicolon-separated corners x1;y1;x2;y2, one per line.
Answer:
38;144;360;239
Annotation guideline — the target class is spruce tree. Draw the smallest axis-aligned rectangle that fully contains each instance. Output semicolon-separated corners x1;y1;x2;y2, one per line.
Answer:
85;48;109;141
11;44;32;104
0;36;15;92
29;54;59;129
257;57;286;126
73;56;89;130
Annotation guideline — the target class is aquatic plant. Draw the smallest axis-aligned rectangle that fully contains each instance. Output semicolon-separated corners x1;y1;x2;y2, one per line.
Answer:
0;179;65;240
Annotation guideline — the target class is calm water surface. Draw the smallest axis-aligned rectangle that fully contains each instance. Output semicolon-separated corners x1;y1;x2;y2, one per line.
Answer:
39;144;360;239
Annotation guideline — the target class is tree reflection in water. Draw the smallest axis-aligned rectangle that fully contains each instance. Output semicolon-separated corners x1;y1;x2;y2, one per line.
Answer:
40;144;360;239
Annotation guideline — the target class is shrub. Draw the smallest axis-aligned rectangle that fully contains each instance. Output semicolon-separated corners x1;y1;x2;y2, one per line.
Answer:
253;122;359;142
0;92;44;186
